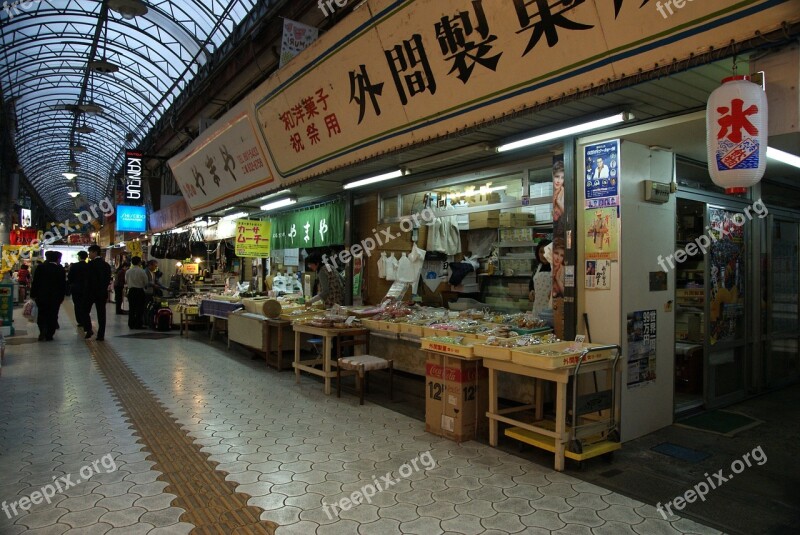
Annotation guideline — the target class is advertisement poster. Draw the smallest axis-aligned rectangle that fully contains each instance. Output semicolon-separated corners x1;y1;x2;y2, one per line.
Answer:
627;309;657;388
584;207;618;260
235;220;272;257
584;140;620;208
708;207;746;345
552;155;565;235
585;259;610;290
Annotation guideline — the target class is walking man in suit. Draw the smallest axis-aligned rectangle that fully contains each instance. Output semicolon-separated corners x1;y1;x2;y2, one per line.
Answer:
82;245;112;341
30;251;66;341
68;250;89;328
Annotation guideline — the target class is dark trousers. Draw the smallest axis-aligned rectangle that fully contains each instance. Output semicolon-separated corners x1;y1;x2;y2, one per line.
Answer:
127;288;145;328
82;296;107;338
36;299;61;339
70;286;84;326
115;286;125;314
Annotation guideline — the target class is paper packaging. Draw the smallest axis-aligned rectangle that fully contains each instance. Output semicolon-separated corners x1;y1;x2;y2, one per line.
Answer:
424;353;488;442
468;211;500;229
499;213;536;228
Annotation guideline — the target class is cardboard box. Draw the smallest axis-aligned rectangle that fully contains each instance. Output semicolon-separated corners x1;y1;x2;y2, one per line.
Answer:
468;211;500;229
424;353;488;442
499;212;536;228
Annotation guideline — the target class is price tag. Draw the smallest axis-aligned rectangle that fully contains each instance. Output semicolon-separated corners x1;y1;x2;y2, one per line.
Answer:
574;335;586;343
345;316;356;325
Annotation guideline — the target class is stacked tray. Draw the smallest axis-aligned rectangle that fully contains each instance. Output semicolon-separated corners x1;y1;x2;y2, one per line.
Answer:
510;342;616;370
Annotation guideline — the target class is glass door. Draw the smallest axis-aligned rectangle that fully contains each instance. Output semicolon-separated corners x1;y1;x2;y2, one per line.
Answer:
705;204;749;408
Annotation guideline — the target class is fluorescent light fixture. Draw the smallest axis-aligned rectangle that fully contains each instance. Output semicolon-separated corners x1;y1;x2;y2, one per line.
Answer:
63;172;77;180
260;197;297;211
68;191;80;198
343;169;406;190
221;211;248;221
767;147;800;169
496;112;631;152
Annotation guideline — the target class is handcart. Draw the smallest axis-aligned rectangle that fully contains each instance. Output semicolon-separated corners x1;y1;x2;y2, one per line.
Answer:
484;343;622;471
565;344;622;459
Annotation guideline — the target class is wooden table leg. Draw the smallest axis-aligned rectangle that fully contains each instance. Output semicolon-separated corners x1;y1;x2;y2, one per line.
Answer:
488;367;498;447
276;324;284;372
294;330;301;384
554;380;567;471
323;335;332;395
535;379;544;420
264;321;272;368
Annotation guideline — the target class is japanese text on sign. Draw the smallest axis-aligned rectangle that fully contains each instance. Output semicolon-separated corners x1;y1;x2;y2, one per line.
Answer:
235;220;272;257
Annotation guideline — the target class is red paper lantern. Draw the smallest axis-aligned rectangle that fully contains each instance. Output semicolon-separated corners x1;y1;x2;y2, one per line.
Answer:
706;75;768;194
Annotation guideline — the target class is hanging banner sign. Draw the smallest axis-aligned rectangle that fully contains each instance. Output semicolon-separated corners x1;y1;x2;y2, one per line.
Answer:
150;197;191;234
168;106;275;215
125;150;144;205
280;19;319;68
235;220;272;257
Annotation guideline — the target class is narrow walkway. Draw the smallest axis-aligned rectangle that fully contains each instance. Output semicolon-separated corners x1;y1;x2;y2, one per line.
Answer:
0;301;722;534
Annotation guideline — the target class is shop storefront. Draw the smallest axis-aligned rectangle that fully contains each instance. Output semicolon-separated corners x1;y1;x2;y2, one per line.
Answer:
163;0;799;450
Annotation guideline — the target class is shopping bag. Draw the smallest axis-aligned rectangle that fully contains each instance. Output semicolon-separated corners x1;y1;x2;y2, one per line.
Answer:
22;299;36;322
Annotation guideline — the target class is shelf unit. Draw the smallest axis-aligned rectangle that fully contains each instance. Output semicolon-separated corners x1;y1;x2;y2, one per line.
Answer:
480;225;552;312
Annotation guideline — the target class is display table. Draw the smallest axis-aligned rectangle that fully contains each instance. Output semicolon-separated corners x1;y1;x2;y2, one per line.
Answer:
177;305;207;337
265;318;292;371
484;344;621;471
292;324;368;395
199;299;243;341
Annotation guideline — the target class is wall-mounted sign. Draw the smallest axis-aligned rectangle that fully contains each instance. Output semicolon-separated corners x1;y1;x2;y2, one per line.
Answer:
125;150;144;205
20;208;31;227
168;108;275;215
235;219;272;257
116;205;147;232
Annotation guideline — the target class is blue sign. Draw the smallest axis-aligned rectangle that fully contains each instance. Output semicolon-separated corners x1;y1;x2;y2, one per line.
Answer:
116;205;147;232
584;140;620;208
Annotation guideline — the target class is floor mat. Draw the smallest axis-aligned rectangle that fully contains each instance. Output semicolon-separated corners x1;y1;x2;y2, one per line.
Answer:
117;332;178;340
676;410;763;437
651;442;711;463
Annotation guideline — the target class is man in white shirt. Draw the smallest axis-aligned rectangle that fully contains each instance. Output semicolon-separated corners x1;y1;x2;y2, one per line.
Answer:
593;157;610;180
125;256;149;329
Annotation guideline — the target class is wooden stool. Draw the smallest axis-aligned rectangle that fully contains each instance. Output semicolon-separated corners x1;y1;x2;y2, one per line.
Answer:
337;355;393;405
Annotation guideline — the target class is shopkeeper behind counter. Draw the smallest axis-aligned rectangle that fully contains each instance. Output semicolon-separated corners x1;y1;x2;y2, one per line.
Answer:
305;253;346;308
528;239;552;315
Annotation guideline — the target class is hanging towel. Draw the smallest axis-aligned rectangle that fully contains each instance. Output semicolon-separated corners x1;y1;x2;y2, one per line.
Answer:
408;243;426;294
385;253;399;281
377;252;387;279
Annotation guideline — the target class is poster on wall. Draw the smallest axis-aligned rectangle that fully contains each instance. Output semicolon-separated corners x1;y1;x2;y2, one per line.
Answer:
584;140;620;208
708;207;746;345
552;155;565;235
235;220;272;257
352;252;363;306
585;259;610;290
584;207;618;260
627;309;657;388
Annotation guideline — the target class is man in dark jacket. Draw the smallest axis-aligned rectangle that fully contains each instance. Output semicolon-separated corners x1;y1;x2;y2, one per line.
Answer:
30;251;66;341
82;245;112;341
68;251;89;328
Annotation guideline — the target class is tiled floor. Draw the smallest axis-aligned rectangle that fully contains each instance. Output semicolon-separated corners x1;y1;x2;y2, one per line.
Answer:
0;302;724;534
